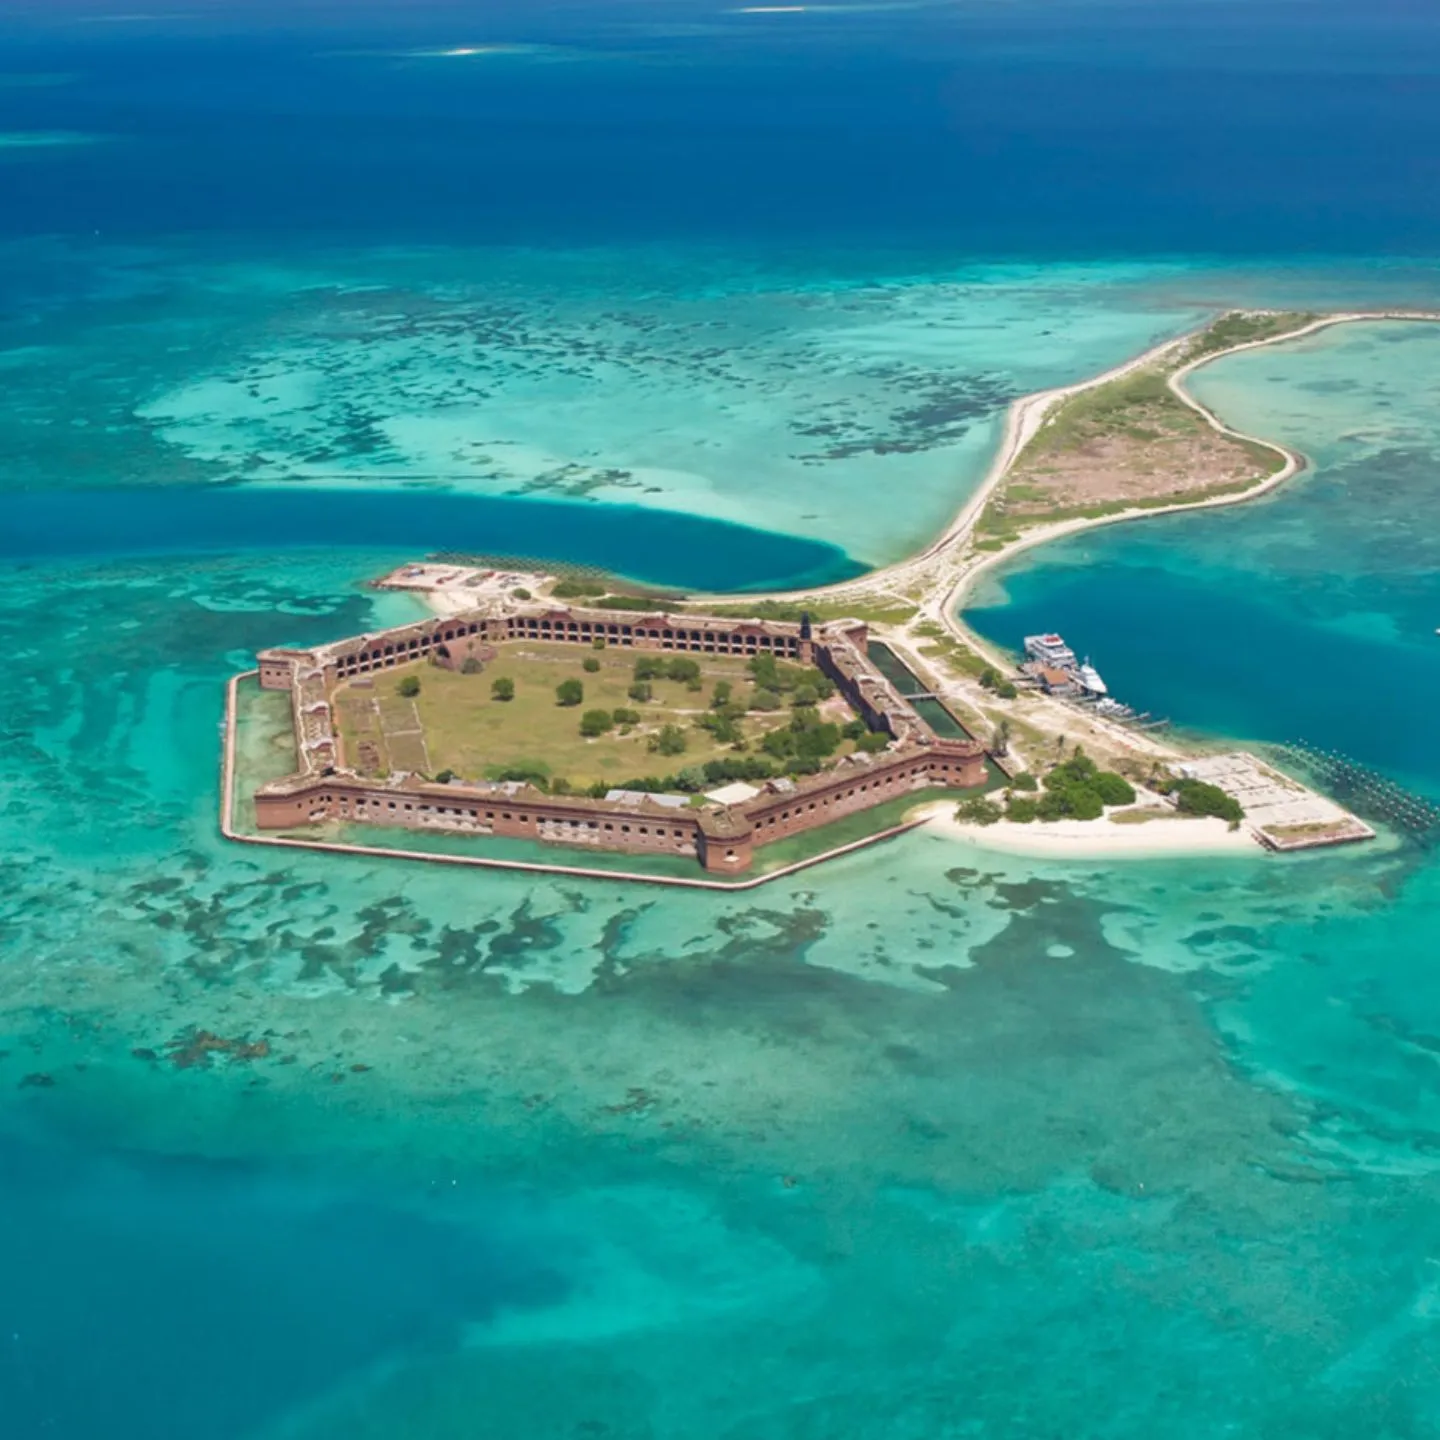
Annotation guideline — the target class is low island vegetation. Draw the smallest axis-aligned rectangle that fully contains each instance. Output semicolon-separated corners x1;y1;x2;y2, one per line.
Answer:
960;751;1137;825
1162;775;1246;827
975;312;1319;548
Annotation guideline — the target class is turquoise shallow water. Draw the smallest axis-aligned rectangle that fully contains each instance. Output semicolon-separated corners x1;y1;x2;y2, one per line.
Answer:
0;241;1221;565
3;259;1440;1436
5;22;1440;1428
3;464;1440;1434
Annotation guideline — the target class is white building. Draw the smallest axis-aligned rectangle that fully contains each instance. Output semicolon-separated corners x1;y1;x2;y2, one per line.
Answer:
1024;633;1077;670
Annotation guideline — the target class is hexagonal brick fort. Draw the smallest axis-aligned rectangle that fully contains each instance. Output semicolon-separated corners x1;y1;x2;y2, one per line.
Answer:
250;600;988;876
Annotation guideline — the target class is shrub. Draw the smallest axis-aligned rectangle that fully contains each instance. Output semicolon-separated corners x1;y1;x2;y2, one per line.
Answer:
611;706;641;727
591;593;674;611
1038;754;1120;821
553;577;607;598
1173;778;1244;825
978;667;1000;691
997;682;1019;700
795;724;841;761
666;657;701;684
856;731;890;754
675;765;709;792
697;712;744;746
550;777;573;796
556;679;584;707
512;587;531;600
592;636;606;650
702;756;776;784
748;653;780;688
579;708;614;737
396;674;421;698
493;765;549;789
490;676;515;702
460;656;484;675
628;680;652;703
633;656;665;681
761;729;795;759
842;719;867;741
749;688;782;712
649;723;688;756
1035;790;1069;822
1091;771;1137;806
1052;752;1097;783
435;769;455;784
792;684;819;708
1006;797;1038;823
956;796;1004;826
583;656;601;673
711;680;733;708
1009;771;1038;791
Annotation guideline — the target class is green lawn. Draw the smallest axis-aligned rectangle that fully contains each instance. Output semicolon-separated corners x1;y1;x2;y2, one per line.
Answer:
333;643;827;789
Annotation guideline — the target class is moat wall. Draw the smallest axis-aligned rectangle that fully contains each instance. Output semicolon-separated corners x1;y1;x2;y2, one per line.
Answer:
246;600;988;875
252;740;986;875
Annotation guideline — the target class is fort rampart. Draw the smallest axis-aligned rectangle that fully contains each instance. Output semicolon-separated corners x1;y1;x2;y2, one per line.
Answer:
245;599;988;875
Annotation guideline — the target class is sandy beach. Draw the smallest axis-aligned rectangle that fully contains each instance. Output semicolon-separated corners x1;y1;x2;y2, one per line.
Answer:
918;802;1262;859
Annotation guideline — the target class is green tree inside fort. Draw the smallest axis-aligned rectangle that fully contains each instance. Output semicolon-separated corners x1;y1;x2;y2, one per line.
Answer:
583;656;601;673
491;676;515;702
696;706;744;746
579;708;614;737
649;724;688;757
762;707;842;770
748;653;834;701
556;679;584;707
396;674;421;698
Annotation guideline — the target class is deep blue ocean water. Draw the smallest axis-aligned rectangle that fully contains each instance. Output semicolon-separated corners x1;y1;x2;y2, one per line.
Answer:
0;486;859;590
3;0;1440;256
4;4;1440;1437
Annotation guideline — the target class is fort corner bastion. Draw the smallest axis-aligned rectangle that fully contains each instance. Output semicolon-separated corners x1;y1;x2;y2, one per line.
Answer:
240;598;988;878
